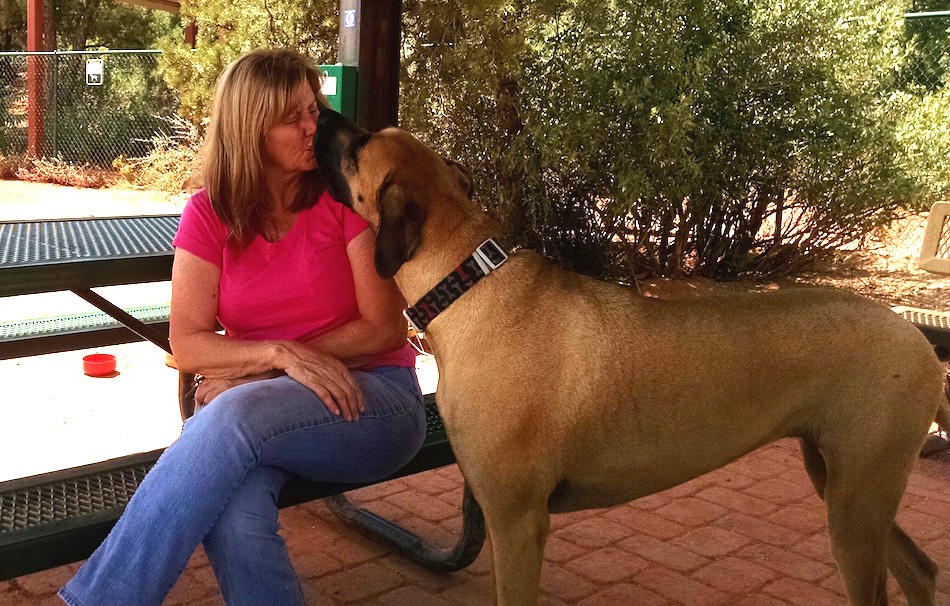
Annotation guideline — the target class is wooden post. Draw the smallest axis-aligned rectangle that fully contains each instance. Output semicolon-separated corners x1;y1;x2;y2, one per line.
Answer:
184;21;197;49
339;0;401;130
27;0;45;156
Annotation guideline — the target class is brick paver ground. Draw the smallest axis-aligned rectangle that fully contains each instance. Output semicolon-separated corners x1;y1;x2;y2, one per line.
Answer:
1;440;946;605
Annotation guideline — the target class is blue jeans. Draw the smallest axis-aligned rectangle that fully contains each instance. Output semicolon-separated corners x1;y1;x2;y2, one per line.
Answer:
59;366;426;606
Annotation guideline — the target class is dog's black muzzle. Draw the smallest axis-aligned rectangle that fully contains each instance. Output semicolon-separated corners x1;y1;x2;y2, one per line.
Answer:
314;108;370;209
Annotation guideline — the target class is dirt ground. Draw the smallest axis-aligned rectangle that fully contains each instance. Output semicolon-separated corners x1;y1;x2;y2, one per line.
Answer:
792;213;949;313
0;180;187;221
627;211;947;312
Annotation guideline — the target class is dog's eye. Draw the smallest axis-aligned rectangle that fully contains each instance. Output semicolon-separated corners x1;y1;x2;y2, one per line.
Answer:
357;194;364;203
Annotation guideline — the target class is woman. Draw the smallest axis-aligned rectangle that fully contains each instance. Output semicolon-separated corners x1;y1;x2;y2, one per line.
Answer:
59;49;425;606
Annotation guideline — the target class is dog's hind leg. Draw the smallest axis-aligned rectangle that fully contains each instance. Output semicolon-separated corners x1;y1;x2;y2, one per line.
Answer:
483;499;550;606
888;524;938;606
802;439;891;604
801;439;936;605
824;476;896;605
821;414;937;606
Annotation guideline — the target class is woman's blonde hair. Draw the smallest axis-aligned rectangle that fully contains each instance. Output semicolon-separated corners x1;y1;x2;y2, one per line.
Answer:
202;48;331;247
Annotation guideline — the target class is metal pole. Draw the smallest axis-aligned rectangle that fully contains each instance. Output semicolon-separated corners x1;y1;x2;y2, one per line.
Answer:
323;482;485;572
339;0;401;130
339;0;359;66
26;0;45;156
904;11;950;19
51;50;57;157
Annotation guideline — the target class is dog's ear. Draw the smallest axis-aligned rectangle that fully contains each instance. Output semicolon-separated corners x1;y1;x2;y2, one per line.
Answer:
375;183;427;279
444;158;474;198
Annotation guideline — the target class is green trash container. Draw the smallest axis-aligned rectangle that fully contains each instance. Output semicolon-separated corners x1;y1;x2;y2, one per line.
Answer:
319;64;357;121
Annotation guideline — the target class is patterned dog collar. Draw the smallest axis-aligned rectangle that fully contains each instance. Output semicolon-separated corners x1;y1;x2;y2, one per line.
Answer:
403;238;508;333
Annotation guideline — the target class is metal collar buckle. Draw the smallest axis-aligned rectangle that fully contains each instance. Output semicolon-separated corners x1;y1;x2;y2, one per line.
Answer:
403;308;422;333
472;238;508;274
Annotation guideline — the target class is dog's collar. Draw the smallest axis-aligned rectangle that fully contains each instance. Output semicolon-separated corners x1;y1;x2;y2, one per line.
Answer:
403;238;508;333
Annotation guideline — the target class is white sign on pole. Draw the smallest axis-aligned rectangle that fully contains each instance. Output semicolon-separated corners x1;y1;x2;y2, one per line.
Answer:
343;9;356;28
86;59;104;86
322;75;338;97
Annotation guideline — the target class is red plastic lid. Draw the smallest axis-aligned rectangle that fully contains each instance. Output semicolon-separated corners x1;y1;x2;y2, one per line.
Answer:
82;353;117;377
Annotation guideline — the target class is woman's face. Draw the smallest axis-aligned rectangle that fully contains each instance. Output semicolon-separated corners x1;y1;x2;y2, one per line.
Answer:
261;81;319;177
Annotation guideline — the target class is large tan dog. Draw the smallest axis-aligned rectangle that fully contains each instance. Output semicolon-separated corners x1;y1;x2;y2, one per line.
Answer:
314;109;949;606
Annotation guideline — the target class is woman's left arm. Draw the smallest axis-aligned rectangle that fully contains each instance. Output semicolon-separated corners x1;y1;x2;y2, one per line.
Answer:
301;228;408;367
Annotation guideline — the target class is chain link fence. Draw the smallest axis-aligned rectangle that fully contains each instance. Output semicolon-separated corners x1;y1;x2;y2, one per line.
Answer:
898;11;949;91
0;50;179;166
892;12;949;203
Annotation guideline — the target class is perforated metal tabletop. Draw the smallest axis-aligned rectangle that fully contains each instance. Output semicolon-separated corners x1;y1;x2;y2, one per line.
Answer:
0;215;179;297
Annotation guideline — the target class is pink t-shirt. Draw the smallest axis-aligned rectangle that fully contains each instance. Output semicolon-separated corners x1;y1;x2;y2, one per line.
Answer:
172;188;415;370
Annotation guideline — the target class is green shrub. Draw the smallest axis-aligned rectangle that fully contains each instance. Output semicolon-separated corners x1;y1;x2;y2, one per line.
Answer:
158;0;337;130
15;155;114;188
113;113;201;192
400;0;948;280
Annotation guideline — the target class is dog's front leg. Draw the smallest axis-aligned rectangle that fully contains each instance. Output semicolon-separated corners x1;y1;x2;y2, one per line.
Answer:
484;501;551;605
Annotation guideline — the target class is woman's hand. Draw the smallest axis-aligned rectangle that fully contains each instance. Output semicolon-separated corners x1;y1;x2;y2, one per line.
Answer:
195;370;283;407
276;341;365;421
195;377;239;407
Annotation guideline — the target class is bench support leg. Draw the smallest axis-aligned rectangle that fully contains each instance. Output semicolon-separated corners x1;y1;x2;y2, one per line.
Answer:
71;287;172;354
323;482;485;572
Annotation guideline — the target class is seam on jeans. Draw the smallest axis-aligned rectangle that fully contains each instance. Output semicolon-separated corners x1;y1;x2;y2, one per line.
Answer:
57;587;83;606
366;367;425;405
259;415;347;444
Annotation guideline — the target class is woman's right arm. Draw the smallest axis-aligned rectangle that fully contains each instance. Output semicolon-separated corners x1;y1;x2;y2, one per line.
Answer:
169;248;363;418
169;247;281;379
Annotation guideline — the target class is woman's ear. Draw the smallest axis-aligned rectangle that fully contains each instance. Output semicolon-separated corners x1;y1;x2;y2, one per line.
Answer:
444;159;474;198
374;182;427;279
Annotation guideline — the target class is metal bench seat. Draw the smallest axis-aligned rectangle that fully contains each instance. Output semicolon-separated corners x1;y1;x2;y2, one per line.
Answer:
891;306;949;360
889;202;950;362
0;304;170;360
0;394;483;581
